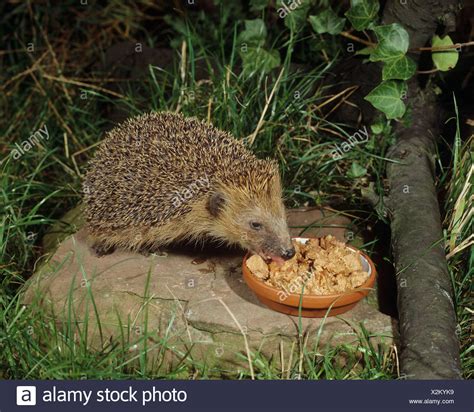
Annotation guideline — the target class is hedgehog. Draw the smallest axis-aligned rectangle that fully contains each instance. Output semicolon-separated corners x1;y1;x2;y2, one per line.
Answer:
83;112;295;262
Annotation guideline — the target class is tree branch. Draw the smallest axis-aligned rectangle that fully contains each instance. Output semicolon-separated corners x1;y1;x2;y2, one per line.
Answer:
381;0;462;379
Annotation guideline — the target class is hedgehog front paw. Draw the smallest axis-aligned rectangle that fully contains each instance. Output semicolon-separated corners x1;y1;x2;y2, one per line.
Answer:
91;242;115;257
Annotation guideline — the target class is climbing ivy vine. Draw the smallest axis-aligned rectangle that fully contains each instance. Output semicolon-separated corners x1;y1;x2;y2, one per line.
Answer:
241;0;460;120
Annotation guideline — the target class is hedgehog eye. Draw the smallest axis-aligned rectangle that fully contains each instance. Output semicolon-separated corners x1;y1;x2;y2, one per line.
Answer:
249;221;263;231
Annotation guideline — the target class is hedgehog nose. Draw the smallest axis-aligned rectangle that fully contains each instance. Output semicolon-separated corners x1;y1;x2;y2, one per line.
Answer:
281;247;295;260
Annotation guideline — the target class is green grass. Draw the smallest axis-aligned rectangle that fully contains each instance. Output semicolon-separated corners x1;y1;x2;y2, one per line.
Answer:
441;107;473;378
0;1;471;379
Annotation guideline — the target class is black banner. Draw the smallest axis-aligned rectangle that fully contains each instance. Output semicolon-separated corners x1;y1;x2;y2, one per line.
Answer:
1;380;472;411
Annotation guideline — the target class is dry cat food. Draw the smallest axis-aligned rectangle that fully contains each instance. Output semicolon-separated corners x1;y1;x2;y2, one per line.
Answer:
246;235;369;295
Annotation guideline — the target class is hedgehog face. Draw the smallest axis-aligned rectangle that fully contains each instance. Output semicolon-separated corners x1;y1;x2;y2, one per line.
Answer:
238;207;295;263
208;184;295;263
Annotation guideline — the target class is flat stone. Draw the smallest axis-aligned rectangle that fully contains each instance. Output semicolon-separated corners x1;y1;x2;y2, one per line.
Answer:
25;208;393;370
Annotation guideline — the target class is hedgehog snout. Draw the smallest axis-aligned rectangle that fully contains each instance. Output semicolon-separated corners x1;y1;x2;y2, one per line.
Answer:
258;236;295;261
281;247;296;260
279;231;295;260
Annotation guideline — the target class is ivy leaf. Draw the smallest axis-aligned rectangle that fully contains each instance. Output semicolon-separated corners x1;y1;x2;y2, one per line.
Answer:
238;19;280;76
364;80;408;119
370;23;410;61
368;24;416;81
238;19;267;47
241;47;281;76
370;122;384;134
345;0;379;31
432;35;459;71
355;46;375;55
382;54;416;80
308;9;346;35
347;161;367;178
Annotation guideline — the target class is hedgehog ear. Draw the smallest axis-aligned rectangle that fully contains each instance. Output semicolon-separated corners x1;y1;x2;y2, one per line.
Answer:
208;192;226;217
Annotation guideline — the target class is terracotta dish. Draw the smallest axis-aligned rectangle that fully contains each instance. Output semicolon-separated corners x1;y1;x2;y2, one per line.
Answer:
242;237;377;318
